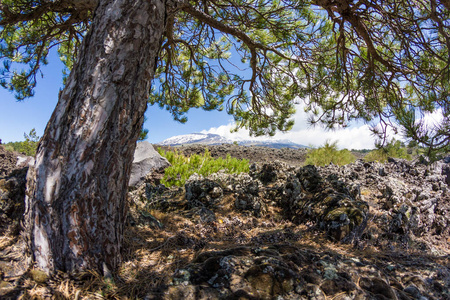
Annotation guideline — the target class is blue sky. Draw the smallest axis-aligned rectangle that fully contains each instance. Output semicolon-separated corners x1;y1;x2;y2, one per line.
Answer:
0;50;234;144
0;49;379;149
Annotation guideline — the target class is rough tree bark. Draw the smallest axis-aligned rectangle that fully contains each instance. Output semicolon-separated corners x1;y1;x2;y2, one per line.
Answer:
24;0;166;274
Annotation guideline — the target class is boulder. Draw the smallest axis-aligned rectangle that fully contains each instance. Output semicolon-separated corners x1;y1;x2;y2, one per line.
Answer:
234;175;264;217
0;146;27;227
16;155;34;168
0;146;18;177
129;142;170;187
185;173;223;207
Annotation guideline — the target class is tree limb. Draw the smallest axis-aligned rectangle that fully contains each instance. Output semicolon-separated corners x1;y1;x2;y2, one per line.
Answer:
182;2;308;64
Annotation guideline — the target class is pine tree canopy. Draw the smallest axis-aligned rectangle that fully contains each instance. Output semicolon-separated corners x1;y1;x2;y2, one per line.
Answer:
1;0;449;154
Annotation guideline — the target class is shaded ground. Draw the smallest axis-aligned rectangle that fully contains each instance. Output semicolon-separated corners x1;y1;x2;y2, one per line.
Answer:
0;145;449;299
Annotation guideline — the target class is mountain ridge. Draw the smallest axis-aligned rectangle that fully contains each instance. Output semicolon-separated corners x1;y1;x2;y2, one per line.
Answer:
157;133;308;149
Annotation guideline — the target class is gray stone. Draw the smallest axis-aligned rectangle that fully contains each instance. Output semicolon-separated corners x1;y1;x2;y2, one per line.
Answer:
185;174;223;207
16;155;34;168
129;142;170;187
404;285;422;299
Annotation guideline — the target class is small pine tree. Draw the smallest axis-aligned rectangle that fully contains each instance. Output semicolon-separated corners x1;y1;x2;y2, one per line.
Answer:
157;147;249;187
4;128;40;156
305;141;356;166
364;139;412;162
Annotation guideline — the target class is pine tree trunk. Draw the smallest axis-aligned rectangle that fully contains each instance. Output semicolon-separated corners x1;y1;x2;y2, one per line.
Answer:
24;0;166;274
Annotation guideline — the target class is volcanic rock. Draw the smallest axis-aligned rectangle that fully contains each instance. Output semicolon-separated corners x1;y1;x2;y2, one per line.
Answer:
129;141;170;187
1;144;449;299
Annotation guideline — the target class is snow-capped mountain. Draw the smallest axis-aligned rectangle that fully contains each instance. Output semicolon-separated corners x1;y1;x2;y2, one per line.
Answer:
157;133;307;149
237;139;307;149
158;133;230;146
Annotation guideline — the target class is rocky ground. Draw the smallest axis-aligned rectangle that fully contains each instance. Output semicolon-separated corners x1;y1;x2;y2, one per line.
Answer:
155;144;309;167
0;144;449;299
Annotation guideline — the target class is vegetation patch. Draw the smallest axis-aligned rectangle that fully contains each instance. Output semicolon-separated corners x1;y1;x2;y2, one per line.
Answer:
4;129;39;157
305;141;356;166
157;147;249;187
364;139;418;162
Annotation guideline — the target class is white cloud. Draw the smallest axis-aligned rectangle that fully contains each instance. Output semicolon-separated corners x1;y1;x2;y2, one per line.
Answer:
202;123;377;149
201;103;379;149
202;105;446;150
420;108;444;129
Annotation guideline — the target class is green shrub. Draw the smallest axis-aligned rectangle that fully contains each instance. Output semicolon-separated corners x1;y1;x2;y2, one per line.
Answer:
305;141;356;166
157;147;249;187
364;139;412;162
4;129;40;156
4;144;15;152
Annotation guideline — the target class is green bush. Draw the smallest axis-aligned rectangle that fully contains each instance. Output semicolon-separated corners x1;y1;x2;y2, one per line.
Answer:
364;139;412;162
157;147;249;187
4;144;15;152
4;129;40;156
305;141;356;166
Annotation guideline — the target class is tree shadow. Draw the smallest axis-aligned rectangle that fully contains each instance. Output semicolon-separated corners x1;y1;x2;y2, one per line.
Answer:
113;217;449;300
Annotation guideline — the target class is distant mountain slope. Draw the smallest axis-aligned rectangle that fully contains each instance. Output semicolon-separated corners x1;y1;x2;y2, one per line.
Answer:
157;133;308;149
158;133;230;146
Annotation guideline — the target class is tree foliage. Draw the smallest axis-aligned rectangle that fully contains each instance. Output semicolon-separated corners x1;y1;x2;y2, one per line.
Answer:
4;128;40;156
1;0;449;153
0;0;91;98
